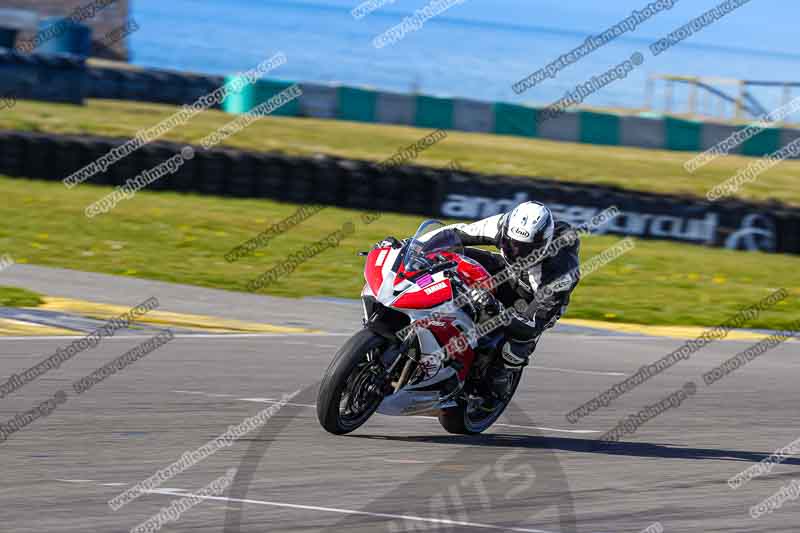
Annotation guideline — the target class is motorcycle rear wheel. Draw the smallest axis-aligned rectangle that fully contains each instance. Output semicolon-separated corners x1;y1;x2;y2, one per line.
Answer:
438;370;523;435
317;329;387;435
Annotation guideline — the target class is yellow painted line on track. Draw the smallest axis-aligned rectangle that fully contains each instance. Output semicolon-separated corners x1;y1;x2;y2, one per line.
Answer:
29;297;319;334
561;318;789;342
0;318;80;336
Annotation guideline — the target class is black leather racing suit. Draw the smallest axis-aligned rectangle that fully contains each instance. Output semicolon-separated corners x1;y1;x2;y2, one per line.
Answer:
437;213;581;359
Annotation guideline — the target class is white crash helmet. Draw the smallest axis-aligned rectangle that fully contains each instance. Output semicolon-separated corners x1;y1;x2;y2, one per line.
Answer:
499;201;555;265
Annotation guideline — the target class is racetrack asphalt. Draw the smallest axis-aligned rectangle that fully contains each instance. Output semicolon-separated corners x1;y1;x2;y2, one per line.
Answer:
1;265;798;532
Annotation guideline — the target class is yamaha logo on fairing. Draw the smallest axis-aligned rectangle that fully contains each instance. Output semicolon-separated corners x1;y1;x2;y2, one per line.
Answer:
423;281;447;295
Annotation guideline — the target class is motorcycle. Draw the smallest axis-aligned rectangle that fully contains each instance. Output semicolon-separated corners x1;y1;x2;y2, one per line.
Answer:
317;219;523;435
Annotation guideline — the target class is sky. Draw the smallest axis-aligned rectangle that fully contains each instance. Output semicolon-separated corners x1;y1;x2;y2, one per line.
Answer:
131;0;799;109
307;0;798;57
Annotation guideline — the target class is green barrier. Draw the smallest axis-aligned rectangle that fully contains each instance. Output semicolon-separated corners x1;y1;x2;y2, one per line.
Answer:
222;75;256;114
493;103;537;137
256;80;300;117
741;127;782;157
338;87;377;122
414;95;453;130
580;111;620;146
222;78;300;116
665;117;702;151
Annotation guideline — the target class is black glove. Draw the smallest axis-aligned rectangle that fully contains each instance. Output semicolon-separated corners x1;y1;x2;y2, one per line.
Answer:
462;286;500;321
374;236;403;249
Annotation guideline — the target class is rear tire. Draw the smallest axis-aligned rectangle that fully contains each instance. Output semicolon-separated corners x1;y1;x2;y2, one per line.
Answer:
438;370;523;435
317;329;386;435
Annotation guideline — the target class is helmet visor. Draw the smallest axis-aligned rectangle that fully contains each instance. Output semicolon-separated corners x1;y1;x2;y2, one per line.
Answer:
500;232;550;263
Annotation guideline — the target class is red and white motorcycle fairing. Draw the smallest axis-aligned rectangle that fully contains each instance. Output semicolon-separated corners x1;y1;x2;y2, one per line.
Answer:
361;245;492;416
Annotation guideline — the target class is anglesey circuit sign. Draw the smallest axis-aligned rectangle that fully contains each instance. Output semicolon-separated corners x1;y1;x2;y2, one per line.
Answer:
440;192;777;253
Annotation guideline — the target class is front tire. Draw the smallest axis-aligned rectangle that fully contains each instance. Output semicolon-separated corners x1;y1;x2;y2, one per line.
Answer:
317;329;387;435
438;370;523;435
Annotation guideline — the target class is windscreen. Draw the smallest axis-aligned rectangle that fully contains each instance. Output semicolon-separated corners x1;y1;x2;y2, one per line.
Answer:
401;220;463;273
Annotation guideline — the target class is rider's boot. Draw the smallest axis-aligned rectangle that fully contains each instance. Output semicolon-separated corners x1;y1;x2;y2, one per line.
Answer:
490;337;537;399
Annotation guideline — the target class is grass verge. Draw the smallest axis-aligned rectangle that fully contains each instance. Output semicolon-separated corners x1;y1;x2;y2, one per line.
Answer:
1;99;799;206
0;176;796;329
0;286;44;307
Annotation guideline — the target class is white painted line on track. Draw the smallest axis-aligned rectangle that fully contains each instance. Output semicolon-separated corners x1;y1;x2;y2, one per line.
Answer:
171;391;236;398
170;392;601;435
238;397;317;409
416;416;600;435
235;398;601;434
494;424;600;434
531;366;625;377
55;479;95;483
144;488;559;533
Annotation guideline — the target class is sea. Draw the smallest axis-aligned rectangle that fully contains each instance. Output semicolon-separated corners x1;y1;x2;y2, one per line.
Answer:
130;0;799;117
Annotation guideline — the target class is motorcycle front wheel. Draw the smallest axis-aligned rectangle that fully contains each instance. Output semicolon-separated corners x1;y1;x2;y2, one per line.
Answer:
317;329;387;435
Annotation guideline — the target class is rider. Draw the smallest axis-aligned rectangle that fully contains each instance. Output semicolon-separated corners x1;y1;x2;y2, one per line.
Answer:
385;201;580;372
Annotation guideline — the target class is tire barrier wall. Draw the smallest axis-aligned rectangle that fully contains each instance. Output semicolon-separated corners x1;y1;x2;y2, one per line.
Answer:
0;50;797;158
0;129;798;256
0;49;86;104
